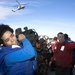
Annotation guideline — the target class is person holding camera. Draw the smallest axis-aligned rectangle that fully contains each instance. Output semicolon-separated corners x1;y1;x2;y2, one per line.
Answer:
0;24;37;75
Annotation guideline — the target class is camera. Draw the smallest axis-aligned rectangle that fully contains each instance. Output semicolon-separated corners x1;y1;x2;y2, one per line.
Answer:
15;27;38;47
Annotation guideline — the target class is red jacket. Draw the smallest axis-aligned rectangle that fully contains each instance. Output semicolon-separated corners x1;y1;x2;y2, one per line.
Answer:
50;42;75;68
51;40;57;52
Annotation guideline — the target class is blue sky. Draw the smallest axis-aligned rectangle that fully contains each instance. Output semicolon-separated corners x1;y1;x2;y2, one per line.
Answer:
0;0;75;41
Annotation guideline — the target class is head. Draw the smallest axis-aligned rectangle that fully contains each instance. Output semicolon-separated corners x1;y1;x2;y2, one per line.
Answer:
0;24;18;46
64;33;68;38
53;36;57;41
57;32;65;43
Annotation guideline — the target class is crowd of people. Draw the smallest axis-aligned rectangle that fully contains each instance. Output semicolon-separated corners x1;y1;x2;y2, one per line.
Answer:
0;24;75;75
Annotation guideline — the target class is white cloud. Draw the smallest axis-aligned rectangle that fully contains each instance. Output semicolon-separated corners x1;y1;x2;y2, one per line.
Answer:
0;5;31;20
0;0;50;20
0;1;16;19
0;0;40;20
0;6;12;19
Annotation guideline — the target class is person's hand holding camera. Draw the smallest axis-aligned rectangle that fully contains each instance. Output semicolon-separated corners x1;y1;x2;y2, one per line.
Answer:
18;34;26;41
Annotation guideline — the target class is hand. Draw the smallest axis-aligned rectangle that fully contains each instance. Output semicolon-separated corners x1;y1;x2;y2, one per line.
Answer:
18;34;26;41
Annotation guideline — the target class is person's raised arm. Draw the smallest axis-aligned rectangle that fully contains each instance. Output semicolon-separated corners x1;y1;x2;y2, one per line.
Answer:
4;34;36;67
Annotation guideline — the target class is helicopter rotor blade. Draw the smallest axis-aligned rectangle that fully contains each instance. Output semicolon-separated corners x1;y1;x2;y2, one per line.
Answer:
19;3;29;6
16;0;21;5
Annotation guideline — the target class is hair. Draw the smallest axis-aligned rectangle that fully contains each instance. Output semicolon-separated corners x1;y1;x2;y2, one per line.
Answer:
57;32;63;37
64;33;69;39
53;36;57;40
0;24;14;44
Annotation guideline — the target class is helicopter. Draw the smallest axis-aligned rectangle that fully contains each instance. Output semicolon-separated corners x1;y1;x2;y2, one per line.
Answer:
12;0;28;12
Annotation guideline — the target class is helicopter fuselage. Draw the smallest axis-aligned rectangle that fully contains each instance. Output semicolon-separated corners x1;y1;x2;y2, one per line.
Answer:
18;5;25;10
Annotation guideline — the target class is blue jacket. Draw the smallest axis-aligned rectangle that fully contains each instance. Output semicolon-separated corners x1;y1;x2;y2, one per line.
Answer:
0;38;37;75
